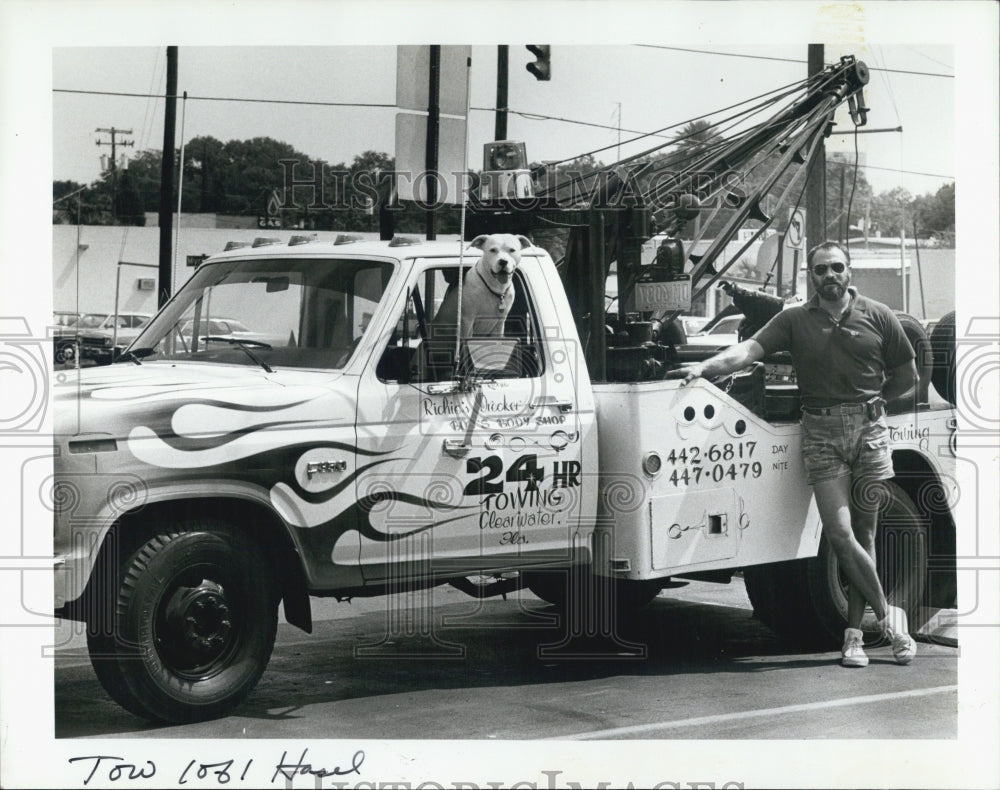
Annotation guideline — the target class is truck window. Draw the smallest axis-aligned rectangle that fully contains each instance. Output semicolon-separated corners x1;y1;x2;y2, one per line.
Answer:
135;257;395;370
377;266;543;384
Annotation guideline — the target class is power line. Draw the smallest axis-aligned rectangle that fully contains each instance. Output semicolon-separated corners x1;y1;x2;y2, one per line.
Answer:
55;88;953;181
828;160;953;180
54;88;395;108
634;44;954;78
472;105;675;139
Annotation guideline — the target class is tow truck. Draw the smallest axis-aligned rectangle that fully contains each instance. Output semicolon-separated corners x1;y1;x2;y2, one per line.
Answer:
53;55;957;723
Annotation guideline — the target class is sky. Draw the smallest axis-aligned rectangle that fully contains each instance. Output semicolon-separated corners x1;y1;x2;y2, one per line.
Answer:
52;42;956;198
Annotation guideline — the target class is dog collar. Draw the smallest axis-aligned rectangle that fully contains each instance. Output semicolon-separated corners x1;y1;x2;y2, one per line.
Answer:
475;268;512;312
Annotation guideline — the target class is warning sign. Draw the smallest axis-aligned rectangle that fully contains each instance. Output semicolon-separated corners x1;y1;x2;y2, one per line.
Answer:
786;208;806;250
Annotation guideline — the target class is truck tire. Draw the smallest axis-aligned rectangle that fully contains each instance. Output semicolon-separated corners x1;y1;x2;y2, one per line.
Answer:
805;480;928;644
890;311;932;410
744;480;928;646
87;524;278;723
929;311;957;405
742;560;813;639
86;631;156;718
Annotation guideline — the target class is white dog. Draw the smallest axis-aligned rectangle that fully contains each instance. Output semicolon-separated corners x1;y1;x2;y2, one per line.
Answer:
433;233;533;339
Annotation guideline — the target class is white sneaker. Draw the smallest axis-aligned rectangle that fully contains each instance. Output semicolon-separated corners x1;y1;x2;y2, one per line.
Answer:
841;628;869;667
881;605;917;665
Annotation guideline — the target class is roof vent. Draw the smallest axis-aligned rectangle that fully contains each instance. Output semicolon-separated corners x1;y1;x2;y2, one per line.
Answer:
388;235;422;247
224;241;250;251
251;236;282;248
334;234;364;245
289;234;318;246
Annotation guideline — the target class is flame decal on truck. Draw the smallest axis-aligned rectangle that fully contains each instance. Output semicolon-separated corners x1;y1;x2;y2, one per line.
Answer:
62;373;479;574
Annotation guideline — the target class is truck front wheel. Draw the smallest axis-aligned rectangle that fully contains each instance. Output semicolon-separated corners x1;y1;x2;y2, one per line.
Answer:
87;524;278;723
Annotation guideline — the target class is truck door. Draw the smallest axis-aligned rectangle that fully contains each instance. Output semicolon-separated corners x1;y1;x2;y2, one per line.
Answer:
354;258;592;582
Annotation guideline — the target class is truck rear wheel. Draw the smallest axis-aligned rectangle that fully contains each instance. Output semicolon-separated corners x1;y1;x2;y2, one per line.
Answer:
87;523;278;723
806;480;928;644
744;480;928;646
929;311;957;405
890;311;932;410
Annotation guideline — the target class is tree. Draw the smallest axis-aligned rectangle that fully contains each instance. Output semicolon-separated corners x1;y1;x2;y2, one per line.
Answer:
671;119;722;155
114;170;146;226
182;136;227;214
824;160;874;241
913;182;955;239
870;186;914;239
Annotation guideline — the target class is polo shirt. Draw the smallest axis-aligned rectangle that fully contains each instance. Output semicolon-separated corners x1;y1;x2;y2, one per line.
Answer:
751;287;914;408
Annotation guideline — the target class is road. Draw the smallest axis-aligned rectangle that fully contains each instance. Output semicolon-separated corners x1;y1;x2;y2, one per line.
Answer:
54;576;957;741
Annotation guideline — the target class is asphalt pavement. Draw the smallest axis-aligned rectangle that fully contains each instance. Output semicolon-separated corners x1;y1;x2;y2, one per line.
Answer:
53;576;957;741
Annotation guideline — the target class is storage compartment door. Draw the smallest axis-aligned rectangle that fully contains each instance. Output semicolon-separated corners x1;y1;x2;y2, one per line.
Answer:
650;488;740;571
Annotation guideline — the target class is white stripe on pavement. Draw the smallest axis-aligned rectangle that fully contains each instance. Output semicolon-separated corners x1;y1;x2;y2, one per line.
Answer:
548;684;958;740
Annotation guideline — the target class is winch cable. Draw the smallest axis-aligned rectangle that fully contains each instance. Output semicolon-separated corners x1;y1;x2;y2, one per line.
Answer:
685;106;836;298
760;137;823;289
536;87;803;203
648;98;834;261
540;63;850;212
534;74;814;200
845;122;862;244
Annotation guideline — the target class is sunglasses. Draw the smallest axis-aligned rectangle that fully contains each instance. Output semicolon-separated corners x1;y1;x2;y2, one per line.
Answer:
812;261;847;275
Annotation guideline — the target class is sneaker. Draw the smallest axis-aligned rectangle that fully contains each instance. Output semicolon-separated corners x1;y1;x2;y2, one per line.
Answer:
881;605;917;665
841;628;869;667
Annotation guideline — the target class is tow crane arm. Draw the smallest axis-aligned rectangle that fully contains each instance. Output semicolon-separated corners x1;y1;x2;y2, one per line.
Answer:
467;55;870;380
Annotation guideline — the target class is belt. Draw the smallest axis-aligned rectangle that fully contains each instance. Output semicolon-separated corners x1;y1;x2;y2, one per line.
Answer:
801;398;884;419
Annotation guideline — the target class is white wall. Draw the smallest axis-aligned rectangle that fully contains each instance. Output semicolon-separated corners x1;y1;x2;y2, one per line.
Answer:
51;225;382;316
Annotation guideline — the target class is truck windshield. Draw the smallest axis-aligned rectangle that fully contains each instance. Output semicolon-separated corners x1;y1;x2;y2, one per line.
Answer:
127;257;395;369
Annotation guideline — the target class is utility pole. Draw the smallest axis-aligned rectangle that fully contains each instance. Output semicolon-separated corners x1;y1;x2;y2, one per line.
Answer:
804;44;826;297
495;45;508;140
95;127;134;218
158;46;178;308
615;102;622;162
425;45;440;240
838;163;846;242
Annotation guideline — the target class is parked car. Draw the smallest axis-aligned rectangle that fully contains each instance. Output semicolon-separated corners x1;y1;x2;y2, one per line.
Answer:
175;316;288;350
677;315;709;336
52;311;81;365
77;313;151;364
686;313;744;347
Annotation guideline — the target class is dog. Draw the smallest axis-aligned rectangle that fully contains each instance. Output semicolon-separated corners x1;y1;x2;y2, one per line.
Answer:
432;233;533;340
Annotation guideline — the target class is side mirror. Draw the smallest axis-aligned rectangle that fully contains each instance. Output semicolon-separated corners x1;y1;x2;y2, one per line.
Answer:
375;346;413;384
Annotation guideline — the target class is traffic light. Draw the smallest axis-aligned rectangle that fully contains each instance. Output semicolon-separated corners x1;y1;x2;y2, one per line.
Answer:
525;45;551;81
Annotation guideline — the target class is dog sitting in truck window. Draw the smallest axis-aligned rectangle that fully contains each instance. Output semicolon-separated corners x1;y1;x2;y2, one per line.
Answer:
432;233;533;340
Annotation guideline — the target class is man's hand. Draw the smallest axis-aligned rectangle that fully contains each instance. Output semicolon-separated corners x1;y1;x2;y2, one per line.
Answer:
666;362;706;386
664;339;766;388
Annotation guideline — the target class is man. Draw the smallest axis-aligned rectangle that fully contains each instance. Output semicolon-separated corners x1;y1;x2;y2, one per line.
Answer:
669;241;918;667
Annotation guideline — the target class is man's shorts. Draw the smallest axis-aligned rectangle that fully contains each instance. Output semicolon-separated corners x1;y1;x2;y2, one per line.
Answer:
800;409;894;485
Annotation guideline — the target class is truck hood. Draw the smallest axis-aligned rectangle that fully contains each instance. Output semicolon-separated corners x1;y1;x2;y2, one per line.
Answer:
54;362;352;442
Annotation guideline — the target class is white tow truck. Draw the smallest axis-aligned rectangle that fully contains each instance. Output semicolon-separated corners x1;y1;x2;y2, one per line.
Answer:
52;56;958;723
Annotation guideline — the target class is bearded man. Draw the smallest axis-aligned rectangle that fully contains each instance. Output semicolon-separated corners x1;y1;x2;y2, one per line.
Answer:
668;241;919;667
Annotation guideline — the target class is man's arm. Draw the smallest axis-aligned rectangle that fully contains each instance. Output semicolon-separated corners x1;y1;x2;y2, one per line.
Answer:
666;338;767;386
882;359;918;402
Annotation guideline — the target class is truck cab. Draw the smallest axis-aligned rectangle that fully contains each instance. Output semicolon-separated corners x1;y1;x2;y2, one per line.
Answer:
53;235;600;723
